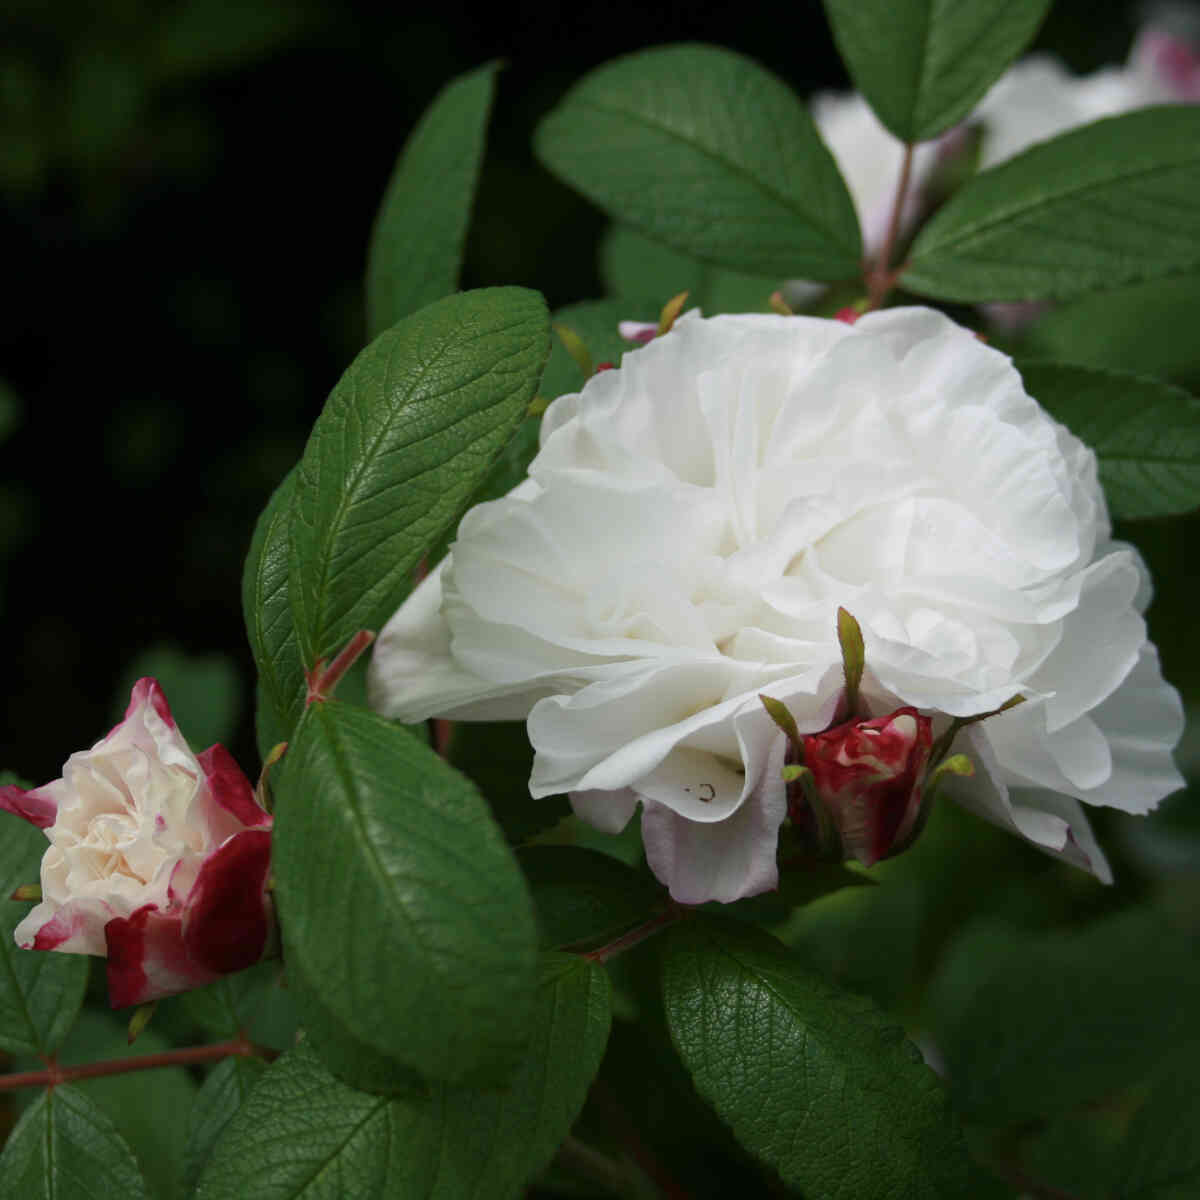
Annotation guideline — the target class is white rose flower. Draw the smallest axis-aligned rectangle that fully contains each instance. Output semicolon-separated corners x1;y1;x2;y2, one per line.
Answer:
369;308;1184;904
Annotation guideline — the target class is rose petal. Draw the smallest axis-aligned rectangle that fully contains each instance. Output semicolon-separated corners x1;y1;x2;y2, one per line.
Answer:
569;788;638;834
182;829;273;975
196;744;270;831
0;781;61;829
641;732;788;904
105;904;221;1008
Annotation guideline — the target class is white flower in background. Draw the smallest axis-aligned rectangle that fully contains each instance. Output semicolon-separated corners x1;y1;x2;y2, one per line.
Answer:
370;309;1184;904
807;17;1199;270
810;92;944;260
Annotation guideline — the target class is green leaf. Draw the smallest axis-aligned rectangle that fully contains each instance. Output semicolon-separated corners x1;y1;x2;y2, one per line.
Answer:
661;918;971;1198
517;845;662;950
904;106;1200;302
288;286;550;668
448;721;569;845
0;814;88;1057
1022;271;1200;385
822;0;1051;142
366;63;499;339
535;44;861;279
0;1085;147;1200
1019;362;1200;518
1112;1041;1200;1198
196;955;611;1200
177;960;298;1053
600;227;779;316
151;0;320;83
926;907;1200;1124
54;1010;197;1200
284;947;426;1097
182;1056;268;1195
115;644;242;750
243;467;305;755
273;701;537;1085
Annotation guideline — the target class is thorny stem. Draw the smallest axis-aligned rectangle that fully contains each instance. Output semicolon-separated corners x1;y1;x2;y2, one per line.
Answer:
866;141;915;312
0;1037;276;1092
584;904;685;965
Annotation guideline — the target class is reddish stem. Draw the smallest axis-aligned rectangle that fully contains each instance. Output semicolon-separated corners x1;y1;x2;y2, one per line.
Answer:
866;142;915;312
584;905;684;964
431;718;453;758
0;1037;274;1092
305;629;376;706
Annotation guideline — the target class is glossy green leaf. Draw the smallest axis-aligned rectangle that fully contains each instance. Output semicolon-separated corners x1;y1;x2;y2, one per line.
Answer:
0;1085;147;1200
661;918;971;1198
242;467;304;756
1112;1041;1200;1198
0;813;88;1057
273;701;537;1085
288;286;549;668
366;63;499;338
55;1010;197;1200
197;954;611;1200
926;907;1200;1123
904;107;1200;301
535;44;860;279
284;947;425;1097
823;0;1050;142
177;960;298;1053
600;227;779;317
1022;271;1200;385
182;1056;268;1195
518;845;662;950
1019;362;1200;518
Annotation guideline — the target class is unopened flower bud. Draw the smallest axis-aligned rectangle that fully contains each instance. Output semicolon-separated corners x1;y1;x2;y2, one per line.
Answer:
790;707;934;867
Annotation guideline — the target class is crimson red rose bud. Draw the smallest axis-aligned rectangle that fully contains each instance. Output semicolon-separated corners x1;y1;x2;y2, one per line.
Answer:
790;707;934;867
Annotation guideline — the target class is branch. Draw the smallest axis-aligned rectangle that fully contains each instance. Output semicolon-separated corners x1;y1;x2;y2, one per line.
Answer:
866;142;915;311
583;905;685;965
0;1037;275;1092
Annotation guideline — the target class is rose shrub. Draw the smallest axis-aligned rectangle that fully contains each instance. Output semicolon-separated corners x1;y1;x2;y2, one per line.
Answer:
369;307;1184;904
0;678;274;1007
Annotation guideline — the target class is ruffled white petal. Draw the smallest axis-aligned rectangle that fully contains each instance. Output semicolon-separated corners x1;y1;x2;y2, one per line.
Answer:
368;307;1183;901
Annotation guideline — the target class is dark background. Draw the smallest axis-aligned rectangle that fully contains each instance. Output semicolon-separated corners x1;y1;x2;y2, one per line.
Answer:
0;0;1179;783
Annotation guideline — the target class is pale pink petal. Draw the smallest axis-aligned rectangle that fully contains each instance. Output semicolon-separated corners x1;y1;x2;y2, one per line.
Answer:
641;732;788;904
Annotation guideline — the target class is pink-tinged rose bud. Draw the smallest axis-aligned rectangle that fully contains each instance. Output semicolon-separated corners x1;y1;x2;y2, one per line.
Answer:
1133;29;1200;101
0;678;274;1008
618;320;658;345
792;708;934;867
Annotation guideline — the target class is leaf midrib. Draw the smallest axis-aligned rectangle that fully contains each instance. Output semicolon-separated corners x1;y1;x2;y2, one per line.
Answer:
554;93;852;251
912;155;1200;263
